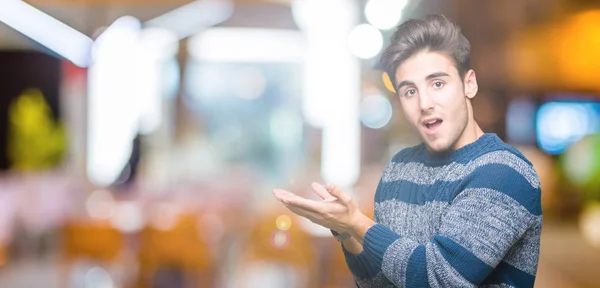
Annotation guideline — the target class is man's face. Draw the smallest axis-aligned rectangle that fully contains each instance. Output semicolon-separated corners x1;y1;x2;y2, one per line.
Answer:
394;50;473;153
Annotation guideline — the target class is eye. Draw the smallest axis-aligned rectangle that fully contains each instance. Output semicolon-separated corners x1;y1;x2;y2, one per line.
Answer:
433;81;444;89
404;88;417;97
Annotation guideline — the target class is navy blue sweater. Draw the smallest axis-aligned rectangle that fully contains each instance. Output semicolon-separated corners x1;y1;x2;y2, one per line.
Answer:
343;133;542;287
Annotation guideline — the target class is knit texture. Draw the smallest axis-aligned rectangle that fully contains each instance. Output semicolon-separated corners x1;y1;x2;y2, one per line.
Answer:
343;133;542;288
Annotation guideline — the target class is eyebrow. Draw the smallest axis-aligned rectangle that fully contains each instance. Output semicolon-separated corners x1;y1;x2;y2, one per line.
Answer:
426;72;450;80
395;72;451;92
395;80;415;92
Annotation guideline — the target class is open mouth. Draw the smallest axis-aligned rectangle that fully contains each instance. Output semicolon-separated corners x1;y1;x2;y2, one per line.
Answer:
423;119;443;134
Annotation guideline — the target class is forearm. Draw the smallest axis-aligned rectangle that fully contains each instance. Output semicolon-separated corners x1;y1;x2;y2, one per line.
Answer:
347;213;377;245
337;214;396;287
340;225;395;288
334;210;376;255
341;236;363;254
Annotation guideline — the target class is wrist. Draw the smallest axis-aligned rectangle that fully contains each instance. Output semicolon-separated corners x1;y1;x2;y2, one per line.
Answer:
331;229;352;242
348;213;375;243
341;236;363;255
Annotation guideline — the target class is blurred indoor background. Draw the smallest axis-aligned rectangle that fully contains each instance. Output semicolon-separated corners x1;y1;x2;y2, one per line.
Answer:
0;0;599;287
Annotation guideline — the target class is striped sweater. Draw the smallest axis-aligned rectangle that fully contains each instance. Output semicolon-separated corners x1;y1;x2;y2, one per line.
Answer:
343;133;542;287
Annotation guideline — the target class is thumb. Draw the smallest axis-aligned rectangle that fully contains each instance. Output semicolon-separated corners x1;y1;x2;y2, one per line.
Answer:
326;183;336;192
326;183;343;199
327;183;352;203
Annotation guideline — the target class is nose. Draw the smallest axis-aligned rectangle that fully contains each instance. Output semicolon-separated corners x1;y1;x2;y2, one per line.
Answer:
419;92;434;112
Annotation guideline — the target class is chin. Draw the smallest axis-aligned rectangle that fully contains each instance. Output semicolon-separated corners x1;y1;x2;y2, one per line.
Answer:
425;137;452;153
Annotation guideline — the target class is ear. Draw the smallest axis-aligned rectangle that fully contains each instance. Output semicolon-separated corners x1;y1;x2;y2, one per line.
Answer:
463;69;478;99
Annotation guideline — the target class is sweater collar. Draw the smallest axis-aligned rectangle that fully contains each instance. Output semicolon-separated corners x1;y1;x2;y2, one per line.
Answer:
419;133;499;165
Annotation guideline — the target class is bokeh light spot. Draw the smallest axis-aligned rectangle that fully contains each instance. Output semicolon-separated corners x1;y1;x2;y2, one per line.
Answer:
275;215;292;231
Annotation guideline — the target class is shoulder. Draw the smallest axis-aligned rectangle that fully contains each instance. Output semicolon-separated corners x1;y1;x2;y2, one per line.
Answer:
465;140;541;215
470;138;539;187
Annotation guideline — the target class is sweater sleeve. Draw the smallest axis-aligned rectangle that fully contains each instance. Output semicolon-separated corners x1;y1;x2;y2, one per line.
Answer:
340;177;395;288
353;166;542;287
342;212;395;288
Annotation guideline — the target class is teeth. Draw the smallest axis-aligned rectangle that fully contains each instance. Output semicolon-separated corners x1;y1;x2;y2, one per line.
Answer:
426;120;437;125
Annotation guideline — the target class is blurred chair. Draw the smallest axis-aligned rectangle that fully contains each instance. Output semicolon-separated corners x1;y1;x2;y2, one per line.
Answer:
0;244;6;268
60;220;124;287
61;220;123;262
233;207;319;288
137;212;214;288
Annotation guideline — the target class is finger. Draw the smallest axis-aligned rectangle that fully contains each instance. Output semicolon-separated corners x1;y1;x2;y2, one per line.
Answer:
325;183;351;202
311;182;334;200
326;183;336;192
273;189;324;212
287;196;324;212
272;188;299;203
284;204;332;228
284;203;320;220
276;197;321;220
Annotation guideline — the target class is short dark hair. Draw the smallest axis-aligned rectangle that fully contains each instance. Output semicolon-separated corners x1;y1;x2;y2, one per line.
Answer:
380;14;471;87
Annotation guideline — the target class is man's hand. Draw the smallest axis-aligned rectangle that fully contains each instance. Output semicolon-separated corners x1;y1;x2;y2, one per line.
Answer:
272;182;374;241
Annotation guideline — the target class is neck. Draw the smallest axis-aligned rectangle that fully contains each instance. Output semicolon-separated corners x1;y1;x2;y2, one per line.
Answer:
451;97;483;150
452;116;484;151
423;123;492;164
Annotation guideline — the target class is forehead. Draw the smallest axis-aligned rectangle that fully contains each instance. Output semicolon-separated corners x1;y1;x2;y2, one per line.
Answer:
394;51;458;83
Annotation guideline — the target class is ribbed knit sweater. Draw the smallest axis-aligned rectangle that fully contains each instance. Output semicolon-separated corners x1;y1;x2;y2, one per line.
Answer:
343;133;542;287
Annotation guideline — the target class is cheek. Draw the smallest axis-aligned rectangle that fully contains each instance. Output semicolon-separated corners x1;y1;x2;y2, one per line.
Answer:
446;99;469;133
399;101;420;123
436;86;463;103
437;88;466;114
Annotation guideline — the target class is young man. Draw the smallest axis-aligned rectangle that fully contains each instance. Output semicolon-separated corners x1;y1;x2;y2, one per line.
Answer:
273;14;542;287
